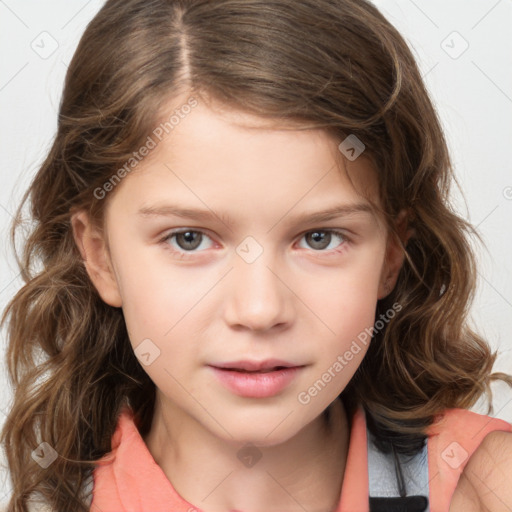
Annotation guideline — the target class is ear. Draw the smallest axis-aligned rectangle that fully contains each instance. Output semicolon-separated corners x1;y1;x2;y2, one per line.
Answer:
71;210;123;307
377;209;413;299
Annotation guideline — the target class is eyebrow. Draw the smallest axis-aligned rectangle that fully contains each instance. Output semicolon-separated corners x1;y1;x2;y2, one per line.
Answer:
137;202;374;228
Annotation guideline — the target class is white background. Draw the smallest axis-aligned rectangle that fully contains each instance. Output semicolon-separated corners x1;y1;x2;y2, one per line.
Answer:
1;0;511;501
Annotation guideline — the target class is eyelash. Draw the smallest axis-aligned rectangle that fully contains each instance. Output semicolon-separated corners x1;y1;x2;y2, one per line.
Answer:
158;228;351;258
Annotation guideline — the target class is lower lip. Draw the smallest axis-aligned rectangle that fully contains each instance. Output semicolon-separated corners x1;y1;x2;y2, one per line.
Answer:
209;366;303;398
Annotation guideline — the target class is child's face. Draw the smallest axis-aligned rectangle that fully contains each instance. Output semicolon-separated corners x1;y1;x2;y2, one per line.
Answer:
78;95;403;445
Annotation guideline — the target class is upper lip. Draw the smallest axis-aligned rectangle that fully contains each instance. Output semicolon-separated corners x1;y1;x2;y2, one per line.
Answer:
210;359;302;371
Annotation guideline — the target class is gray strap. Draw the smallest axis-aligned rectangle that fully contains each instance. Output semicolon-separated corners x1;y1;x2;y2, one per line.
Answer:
367;426;430;511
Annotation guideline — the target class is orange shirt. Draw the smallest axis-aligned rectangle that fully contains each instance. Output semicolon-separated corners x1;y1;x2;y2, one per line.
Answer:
90;406;511;512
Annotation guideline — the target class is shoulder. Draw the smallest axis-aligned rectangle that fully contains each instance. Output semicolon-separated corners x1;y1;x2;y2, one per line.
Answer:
427;407;511;450
424;407;511;511
467;428;512;478
429;407;511;432
450;430;512;511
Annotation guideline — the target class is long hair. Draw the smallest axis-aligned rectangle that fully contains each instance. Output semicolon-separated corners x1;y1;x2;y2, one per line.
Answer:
2;0;511;509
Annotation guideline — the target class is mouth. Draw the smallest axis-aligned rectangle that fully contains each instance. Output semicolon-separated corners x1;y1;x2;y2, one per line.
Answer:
210;359;302;373
216;366;292;374
208;360;306;398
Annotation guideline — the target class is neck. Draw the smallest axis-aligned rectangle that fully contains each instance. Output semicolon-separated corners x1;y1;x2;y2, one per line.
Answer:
143;396;350;512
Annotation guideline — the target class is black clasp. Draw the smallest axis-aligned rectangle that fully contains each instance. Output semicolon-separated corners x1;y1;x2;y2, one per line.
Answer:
369;495;429;512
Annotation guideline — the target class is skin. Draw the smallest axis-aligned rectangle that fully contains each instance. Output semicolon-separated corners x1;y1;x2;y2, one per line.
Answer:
450;431;512;512
72;93;407;512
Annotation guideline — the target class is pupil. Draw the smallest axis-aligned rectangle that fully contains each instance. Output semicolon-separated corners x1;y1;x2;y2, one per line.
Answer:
178;231;201;250
308;231;330;250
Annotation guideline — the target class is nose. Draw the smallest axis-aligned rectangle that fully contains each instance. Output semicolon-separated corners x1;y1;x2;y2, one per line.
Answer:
224;249;293;333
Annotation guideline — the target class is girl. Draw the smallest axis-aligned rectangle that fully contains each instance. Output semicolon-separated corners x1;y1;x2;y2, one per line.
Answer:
1;0;511;511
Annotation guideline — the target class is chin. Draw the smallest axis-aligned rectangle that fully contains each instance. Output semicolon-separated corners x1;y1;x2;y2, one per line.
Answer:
213;414;309;448
232;431;295;448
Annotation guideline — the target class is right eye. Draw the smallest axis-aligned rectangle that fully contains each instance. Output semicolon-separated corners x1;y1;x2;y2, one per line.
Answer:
160;229;215;254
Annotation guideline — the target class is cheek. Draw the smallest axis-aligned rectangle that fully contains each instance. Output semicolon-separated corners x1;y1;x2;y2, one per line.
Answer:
113;252;206;395
110;242;204;348
309;248;384;325
310;246;384;362
320;295;375;368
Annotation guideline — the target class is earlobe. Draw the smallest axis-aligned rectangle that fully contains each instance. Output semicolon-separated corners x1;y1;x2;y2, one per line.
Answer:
377;245;404;299
71;210;123;308
378;209;413;299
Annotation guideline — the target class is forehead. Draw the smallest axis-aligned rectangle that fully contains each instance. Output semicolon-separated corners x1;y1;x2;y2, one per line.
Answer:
105;96;381;222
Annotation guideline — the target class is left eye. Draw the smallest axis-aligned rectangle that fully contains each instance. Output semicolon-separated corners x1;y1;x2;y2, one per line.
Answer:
297;229;347;251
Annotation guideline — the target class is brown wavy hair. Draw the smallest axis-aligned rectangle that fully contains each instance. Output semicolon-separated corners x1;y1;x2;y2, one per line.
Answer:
2;0;511;510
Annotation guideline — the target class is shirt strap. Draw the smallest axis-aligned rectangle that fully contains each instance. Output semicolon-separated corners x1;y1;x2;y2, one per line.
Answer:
367;419;429;512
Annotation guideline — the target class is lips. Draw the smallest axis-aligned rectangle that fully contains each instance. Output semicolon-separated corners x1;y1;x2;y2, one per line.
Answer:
210;359;300;372
209;362;305;398
228;367;287;373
